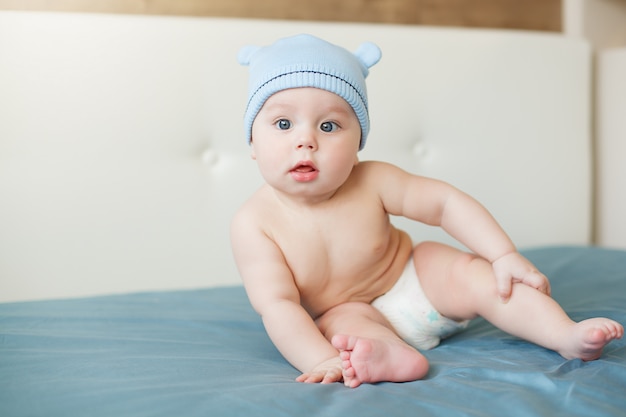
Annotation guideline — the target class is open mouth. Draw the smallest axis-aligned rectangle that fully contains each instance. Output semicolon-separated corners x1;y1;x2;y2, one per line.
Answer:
290;161;319;182
292;163;316;173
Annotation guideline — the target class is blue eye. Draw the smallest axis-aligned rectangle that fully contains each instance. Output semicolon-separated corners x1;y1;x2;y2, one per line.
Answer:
276;119;292;130
320;121;338;132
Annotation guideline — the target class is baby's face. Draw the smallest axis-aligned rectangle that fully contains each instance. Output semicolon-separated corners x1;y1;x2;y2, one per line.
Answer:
251;88;361;202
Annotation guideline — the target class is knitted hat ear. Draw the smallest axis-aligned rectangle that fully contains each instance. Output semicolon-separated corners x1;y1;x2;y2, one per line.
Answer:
237;45;259;66
354;42;382;70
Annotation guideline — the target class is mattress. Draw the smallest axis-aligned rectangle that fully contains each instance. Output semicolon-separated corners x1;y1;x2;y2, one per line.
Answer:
1;246;625;417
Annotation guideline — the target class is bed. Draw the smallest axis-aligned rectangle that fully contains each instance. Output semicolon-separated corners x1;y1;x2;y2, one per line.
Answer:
1;246;625;416
1;11;625;417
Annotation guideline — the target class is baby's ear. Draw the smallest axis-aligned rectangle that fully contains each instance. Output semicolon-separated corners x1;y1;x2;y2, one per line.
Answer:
249;140;257;160
238;45;260;66
354;42;382;69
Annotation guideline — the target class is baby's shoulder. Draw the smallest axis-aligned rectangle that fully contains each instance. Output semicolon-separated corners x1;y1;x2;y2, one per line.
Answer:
351;160;407;181
355;159;402;170
232;186;273;227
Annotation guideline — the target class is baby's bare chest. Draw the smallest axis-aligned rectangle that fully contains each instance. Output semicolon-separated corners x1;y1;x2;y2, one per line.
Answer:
269;208;407;315
276;205;391;271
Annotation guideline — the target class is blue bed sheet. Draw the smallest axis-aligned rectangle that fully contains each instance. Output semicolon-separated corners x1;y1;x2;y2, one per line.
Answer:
1;246;625;417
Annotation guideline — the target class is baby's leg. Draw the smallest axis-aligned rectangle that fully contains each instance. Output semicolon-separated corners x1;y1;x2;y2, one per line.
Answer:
316;302;429;388
414;242;623;360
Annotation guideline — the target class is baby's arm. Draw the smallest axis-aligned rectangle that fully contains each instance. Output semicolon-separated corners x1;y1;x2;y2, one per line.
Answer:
433;183;550;302
230;210;341;382
371;161;550;302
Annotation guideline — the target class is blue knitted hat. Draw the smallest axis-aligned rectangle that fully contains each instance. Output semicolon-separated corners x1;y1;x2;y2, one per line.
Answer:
238;34;381;151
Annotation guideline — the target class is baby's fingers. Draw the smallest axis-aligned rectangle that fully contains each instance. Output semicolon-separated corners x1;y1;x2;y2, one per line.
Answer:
296;371;325;383
296;367;343;384
295;372;317;383
522;271;551;296
321;368;344;384
495;272;513;303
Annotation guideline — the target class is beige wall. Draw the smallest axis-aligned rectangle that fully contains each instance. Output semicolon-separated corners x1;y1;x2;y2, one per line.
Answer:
0;0;561;31
563;0;626;248
564;0;626;49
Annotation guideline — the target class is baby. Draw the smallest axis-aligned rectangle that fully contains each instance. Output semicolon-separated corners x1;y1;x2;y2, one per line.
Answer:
231;34;623;388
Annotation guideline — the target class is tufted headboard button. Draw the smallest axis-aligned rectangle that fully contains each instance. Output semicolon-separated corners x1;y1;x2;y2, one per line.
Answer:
412;141;429;158
201;148;220;166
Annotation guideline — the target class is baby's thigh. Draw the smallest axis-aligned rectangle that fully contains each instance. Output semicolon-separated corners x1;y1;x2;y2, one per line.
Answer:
413;241;497;321
315;302;393;340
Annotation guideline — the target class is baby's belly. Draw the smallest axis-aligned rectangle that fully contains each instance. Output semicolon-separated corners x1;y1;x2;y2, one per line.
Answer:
300;231;413;319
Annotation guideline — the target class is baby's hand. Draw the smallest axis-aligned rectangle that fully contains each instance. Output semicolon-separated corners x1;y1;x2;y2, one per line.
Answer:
492;252;551;303
295;356;343;384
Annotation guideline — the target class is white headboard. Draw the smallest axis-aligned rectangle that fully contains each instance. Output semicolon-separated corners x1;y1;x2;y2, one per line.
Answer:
0;12;591;302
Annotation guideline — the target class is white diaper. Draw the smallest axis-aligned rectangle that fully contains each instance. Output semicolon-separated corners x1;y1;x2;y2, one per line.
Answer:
371;257;469;351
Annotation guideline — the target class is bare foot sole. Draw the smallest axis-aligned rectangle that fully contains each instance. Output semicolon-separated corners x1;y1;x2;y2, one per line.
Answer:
559;318;624;361
331;334;429;388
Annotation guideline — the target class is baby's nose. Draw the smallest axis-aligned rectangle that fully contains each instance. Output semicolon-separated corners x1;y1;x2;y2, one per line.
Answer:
295;131;318;150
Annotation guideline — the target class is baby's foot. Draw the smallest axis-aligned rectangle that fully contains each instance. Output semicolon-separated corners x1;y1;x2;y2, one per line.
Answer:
331;334;429;388
559;318;623;361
